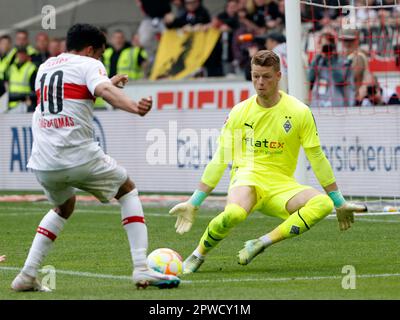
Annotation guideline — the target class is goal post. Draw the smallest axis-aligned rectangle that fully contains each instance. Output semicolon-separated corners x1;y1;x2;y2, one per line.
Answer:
285;0;309;185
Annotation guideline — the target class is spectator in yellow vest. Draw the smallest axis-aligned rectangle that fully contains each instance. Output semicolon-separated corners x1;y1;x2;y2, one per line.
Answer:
118;33;148;80
5;30;38;75
14;29;38;58
7;46;37;113
95;31;131;110
0;35;13;98
0;35;14;80
102;30;131;77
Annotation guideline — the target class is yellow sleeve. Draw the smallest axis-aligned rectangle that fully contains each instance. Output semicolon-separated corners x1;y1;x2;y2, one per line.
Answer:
201;143;230;188
300;108;321;148
304;146;336;188
201;108;238;188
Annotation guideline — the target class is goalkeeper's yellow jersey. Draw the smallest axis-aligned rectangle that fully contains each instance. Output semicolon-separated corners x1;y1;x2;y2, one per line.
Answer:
201;91;321;187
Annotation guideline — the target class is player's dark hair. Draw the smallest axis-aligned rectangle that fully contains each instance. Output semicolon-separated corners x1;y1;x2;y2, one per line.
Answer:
251;50;280;71
66;23;106;52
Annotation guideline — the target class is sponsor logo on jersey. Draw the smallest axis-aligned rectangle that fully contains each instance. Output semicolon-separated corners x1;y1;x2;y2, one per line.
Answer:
244;138;284;150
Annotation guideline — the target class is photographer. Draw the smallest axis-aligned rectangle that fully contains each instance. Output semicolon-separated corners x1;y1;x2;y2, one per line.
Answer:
308;31;355;108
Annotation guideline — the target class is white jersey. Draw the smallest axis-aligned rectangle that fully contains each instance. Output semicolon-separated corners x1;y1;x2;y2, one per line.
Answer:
27;53;111;171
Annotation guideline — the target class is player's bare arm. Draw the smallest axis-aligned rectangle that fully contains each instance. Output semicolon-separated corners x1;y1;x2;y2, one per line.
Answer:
94;82;152;116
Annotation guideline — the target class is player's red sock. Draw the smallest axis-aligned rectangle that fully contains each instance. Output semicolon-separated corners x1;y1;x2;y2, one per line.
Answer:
22;210;66;278
118;189;148;270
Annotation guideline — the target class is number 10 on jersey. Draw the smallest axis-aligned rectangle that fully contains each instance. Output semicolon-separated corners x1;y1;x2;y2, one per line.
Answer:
39;70;64;114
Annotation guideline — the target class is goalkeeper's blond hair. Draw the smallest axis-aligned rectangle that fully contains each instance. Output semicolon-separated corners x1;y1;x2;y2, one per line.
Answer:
251;50;281;71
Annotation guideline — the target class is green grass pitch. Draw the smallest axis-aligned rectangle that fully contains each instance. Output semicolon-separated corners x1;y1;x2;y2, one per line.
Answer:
0;201;399;300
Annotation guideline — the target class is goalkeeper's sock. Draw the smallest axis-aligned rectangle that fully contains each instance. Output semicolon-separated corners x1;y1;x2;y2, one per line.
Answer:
259;234;273;247
271;194;333;242
22;210;66;278
192;249;205;260
198;203;248;255
119;189;148;270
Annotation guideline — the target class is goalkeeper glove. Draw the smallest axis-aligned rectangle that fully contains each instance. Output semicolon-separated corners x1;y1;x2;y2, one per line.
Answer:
329;190;367;231
169;190;207;234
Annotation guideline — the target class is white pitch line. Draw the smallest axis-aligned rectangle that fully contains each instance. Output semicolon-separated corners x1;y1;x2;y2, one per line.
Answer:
353;218;400;223
326;212;400;217
0;266;131;281
1;207;400;220
1;266;400;284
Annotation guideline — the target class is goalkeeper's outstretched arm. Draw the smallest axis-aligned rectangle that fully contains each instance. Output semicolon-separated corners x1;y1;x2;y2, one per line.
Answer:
305;146;367;231
170;106;238;234
169;142;231;234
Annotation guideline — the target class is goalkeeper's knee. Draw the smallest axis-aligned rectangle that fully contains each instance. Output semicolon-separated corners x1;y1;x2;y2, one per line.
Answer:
279;194;333;238
302;194;334;227
200;204;248;249
212;203;248;233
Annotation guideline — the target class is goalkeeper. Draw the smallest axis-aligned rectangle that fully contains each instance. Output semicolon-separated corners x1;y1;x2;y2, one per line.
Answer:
170;50;367;274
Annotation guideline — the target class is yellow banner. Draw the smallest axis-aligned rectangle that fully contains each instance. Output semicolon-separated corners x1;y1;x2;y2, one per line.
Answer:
150;28;221;80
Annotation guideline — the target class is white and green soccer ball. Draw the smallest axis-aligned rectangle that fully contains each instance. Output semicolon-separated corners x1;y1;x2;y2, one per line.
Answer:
147;248;183;276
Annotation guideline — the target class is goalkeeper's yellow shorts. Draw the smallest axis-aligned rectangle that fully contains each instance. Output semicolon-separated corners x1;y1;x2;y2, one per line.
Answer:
229;169;312;220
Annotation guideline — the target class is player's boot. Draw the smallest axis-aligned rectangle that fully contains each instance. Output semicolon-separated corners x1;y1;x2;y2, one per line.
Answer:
133;268;180;289
11;272;52;292
183;254;204;274
237;239;266;265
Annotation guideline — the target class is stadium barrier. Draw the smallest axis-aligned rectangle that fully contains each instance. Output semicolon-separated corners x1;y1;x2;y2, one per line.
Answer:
1;80;400;197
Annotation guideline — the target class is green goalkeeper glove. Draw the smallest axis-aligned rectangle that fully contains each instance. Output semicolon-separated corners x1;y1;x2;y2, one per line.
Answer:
329;191;368;231
169;190;207;235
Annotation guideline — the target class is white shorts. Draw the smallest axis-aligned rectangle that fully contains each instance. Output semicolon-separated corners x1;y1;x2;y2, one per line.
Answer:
34;154;128;205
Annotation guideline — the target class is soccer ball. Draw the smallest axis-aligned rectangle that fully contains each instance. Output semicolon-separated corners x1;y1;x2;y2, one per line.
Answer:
147;248;183;276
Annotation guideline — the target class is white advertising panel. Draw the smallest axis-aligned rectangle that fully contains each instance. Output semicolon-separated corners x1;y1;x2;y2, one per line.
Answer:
1;81;399;197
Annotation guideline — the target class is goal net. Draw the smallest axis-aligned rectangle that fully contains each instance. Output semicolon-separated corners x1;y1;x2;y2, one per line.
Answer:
299;0;400;213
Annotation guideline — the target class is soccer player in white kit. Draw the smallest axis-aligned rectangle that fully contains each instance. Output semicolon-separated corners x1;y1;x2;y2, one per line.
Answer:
11;24;180;291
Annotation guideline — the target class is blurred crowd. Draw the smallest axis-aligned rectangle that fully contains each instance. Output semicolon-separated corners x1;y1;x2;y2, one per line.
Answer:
304;0;400;107
0;31;66;112
0;0;399;113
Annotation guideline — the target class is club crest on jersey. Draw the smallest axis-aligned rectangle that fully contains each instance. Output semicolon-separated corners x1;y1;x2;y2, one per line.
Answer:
283;116;292;133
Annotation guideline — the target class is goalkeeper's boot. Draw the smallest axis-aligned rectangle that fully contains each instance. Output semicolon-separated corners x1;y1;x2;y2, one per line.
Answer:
183;254;204;274
11;272;52;292
237;239;266;265
133;268;180;289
